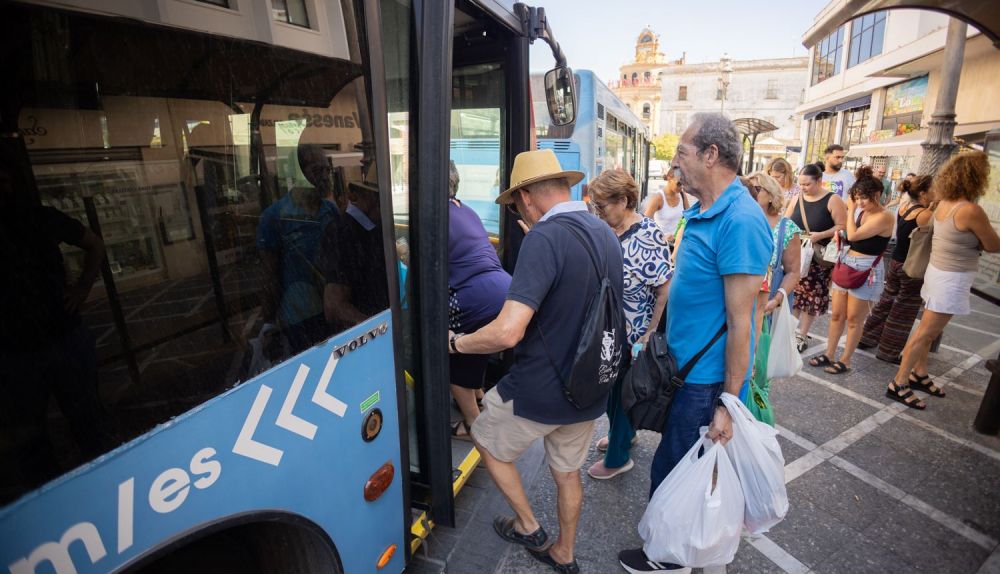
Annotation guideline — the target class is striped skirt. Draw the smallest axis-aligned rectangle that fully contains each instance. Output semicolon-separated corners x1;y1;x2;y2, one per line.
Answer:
860;260;924;359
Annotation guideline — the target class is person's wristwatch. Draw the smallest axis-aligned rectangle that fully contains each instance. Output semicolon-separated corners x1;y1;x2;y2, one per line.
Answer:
449;333;464;354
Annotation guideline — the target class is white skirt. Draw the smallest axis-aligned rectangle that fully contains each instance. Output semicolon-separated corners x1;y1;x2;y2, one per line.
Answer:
921;263;977;316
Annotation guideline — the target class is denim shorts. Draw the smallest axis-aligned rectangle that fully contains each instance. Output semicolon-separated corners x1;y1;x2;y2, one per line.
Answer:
831;253;884;301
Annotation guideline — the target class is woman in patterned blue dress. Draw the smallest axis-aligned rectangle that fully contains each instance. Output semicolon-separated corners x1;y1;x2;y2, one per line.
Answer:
585;170;673;480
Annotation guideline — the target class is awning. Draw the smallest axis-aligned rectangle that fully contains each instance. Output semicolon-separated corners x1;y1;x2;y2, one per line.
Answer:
834;95;872;112
848;120;1000;157
804;109;835;121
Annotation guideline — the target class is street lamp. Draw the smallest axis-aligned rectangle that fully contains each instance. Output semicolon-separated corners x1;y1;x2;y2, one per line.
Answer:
718;54;733;114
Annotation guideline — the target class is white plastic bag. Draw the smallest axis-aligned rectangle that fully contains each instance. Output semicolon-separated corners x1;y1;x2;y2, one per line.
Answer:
798;237;813;278
721;393;789;534
639;429;745;568
767;289;802;379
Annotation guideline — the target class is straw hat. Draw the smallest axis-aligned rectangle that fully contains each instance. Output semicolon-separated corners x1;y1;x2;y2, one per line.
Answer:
495;149;585;205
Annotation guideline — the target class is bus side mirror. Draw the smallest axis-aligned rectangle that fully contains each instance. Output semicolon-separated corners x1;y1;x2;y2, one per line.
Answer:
544;66;576;126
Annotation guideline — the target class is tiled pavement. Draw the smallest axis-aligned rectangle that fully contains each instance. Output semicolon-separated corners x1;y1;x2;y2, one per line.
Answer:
406;295;1000;574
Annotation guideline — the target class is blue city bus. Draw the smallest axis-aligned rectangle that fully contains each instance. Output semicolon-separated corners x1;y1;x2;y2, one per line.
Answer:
0;1;571;572
450;70;649;235
533;70;650;202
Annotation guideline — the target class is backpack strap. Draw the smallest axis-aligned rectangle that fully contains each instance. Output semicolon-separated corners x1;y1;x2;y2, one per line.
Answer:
535;216;612;386
674;322;727;382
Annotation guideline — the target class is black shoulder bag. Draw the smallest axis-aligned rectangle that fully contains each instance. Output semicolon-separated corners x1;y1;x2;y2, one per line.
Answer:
620;321;727;432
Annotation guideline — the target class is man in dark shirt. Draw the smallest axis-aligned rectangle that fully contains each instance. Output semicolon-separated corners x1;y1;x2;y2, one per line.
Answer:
0;165;116;495
449;150;623;573
319;181;388;330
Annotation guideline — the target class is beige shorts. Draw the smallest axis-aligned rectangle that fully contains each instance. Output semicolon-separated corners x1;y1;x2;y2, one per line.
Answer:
471;387;596;472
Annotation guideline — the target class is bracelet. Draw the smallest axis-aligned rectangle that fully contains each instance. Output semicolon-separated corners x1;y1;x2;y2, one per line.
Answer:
449;333;464;354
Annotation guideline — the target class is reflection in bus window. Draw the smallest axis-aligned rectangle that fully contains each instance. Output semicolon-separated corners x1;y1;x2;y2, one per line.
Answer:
0;4;392;503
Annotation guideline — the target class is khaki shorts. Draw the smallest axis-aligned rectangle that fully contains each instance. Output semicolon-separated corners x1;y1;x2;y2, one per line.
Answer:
471;387;596;472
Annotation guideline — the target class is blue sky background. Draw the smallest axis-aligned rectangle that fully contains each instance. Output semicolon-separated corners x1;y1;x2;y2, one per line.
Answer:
528;0;828;82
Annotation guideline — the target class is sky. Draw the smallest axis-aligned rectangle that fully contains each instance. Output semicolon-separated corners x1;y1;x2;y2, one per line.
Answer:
527;0;828;82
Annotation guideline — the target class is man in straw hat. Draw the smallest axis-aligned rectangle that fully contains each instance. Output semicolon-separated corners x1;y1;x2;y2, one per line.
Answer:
449;149;623;573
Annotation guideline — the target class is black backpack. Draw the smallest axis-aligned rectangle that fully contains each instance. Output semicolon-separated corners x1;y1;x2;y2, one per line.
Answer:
621;323;726;431
538;217;625;410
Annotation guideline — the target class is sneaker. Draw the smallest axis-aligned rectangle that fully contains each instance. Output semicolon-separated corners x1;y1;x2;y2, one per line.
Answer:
596;435;639;452
795;334;811;353
618;548;691;573
587;459;635;480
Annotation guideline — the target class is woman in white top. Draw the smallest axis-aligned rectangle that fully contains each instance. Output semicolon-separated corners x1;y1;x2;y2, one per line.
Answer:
766;157;799;202
643;167;689;244
888;153;1000;410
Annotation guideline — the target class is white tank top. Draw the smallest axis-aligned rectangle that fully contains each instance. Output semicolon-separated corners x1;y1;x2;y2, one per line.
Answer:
653;189;686;236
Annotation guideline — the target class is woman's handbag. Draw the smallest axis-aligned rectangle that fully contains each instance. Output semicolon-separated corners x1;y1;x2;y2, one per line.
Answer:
797;194;835;268
902;220;933;279
831;229;882;289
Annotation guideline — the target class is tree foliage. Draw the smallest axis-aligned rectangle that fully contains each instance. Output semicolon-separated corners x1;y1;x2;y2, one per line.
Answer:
651;133;680;161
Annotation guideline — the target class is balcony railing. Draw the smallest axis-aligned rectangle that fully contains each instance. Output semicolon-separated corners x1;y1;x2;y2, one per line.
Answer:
608;78;660;89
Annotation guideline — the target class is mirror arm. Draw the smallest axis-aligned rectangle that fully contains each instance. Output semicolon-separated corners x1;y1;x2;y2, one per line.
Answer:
515;3;567;67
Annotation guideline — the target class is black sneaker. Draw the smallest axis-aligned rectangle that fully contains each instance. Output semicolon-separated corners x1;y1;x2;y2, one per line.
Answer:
618;548;690;573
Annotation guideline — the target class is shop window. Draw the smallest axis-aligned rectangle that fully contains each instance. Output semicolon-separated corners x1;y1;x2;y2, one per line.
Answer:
844;106;871;145
272;0;310;28
848;11;886;68
806;113;836;162
811;26;844;85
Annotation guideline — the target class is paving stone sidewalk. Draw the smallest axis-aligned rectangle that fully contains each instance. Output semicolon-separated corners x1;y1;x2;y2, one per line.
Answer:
407;295;1000;574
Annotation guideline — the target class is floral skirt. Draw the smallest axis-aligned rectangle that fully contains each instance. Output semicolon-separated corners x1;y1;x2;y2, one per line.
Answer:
793;261;833;316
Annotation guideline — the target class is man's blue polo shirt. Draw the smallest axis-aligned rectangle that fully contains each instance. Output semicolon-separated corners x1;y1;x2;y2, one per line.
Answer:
666;177;771;384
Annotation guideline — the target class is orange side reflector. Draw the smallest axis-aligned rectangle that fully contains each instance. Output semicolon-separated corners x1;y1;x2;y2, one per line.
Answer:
377;544;397;569
364;461;395;502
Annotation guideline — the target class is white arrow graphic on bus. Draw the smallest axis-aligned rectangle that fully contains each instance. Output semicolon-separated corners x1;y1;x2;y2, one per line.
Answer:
276;364;319;439
233;385;284;466
233;346;348;465
311;351;348;417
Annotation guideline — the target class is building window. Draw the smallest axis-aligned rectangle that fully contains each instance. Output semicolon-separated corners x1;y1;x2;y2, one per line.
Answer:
806;113;836;162
273;0;310;28
843;106;870;145
678;85;687;101
811;26;845;85
642;103;651;120
644;71;651;83
631;72;638;83
196;0;230;6
766;79;779;99
716;88;723;100
848;11;887;68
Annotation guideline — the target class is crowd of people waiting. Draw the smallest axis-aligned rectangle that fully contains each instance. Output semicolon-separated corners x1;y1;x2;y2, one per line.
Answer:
443;114;999;573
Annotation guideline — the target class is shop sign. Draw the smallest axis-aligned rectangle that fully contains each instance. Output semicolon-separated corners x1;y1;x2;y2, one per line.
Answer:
884;76;928;117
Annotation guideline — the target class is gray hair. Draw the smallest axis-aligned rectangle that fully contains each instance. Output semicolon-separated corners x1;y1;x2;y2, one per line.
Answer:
689;113;742;172
449;160;460;197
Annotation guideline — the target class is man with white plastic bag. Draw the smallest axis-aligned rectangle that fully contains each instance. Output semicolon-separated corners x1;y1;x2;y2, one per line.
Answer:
619;114;772;574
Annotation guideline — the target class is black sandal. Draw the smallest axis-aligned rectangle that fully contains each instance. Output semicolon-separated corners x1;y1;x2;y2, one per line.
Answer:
451;420;473;441
809;354;832;367
526;545;580;574
909;372;946;397
824;361;850;375
886;381;926;410
492;516;548;549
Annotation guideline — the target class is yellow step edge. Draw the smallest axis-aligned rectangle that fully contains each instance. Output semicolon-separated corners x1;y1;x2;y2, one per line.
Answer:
409;445;482;554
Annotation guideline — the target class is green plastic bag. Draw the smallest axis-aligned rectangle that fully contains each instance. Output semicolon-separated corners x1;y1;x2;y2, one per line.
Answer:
746;319;775;426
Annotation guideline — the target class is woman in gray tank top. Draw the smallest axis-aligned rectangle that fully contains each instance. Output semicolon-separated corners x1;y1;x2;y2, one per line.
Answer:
888;152;1000;410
